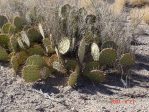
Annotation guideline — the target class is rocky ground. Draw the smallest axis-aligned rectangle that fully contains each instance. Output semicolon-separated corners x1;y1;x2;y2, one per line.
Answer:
0;25;149;112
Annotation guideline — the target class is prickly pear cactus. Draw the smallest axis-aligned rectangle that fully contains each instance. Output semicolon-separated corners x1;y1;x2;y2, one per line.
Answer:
84;31;94;44
85;70;106;83
22;65;41;82
27;44;44;56
120;53;135;67
85;61;100;72
0;46;9;61
10;51;28;72
61;4;71;18
2;23;15;34
10;55;19;72
91;43;100;61
101;41;118;50
40;67;51;79
27;28;42;43
0;15;8;28
0;34;10;49
58;37;70;54
43;38;55;54
38;23;45;38
9;36;19;52
65;59;77;71
13;16;26;32
21;31;30;47
26;55;45;67
52;61;67;74
68;71;78;87
78;38;86;63
99;48;117;66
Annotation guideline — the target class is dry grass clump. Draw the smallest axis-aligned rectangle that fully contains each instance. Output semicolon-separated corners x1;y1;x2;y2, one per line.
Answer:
127;0;149;6
130;7;149;25
110;0;126;15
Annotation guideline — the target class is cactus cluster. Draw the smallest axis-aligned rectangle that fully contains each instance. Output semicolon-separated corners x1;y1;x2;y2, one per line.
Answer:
0;4;135;87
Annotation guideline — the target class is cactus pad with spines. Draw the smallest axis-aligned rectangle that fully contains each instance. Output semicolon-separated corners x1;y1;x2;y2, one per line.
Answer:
9;36;19;52
10;51;28;72
27;28;42;43
85;61;100;72
0;15;8;28
26;55;45;67
99;48;117;66
22;65;41;82
120;53;135;67
43;38;55;54
91;43;100;61
101;41;118;50
2;23;15;34
85;70;106;83
0;34;10;49
13;16;26;32
78;38;86;63
27;44;44;56
65;59;77;71
61;4;71;18
58;37;70;54
0;46;9;61
68;72;78;87
40;67;51;79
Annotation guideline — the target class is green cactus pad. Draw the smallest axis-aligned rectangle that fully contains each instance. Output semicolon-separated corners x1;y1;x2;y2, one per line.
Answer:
0;46;9;61
0;34;10;49
78;38;86;63
22;65;41;82
61;4;71;18
13;16;26;32
120;53;135;67
40;67;51;79
91;43;100;61
65;59;77;71
58;37;70;54
9;36;19;52
43;38;55;54
10;55;19;72
27;28;42;43
0;15;8;28
84;31;94;44
10;51;28;72
99;48;117;66
85;61;100;72
26;55;45;67
85;70;106;83
68;72;78;87
2;23;15;34
52;61;66;74
101;41;118;50
27;44;44;56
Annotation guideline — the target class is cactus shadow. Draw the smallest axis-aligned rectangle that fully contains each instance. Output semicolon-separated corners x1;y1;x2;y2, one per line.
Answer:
32;81;60;94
